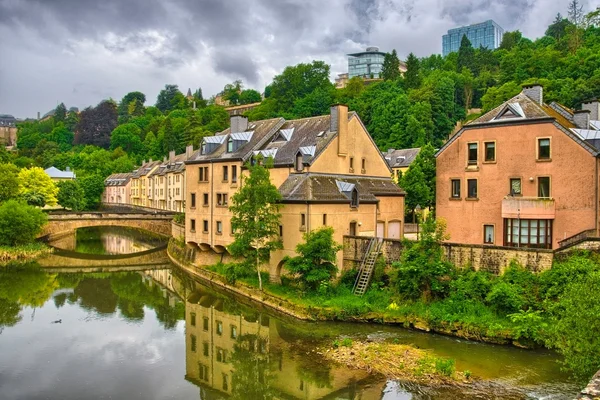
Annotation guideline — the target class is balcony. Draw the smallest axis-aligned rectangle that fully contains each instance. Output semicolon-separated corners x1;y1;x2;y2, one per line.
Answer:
501;196;555;219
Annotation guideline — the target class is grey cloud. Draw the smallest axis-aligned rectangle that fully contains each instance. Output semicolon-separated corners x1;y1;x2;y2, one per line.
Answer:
0;0;575;118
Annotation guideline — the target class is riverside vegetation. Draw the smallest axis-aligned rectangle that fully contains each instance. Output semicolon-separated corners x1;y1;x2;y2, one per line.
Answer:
206;217;600;384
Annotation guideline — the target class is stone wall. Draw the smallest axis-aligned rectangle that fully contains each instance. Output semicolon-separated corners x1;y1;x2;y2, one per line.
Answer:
442;243;554;274
172;221;185;240
576;369;600;399
343;236;554;274
343;236;403;270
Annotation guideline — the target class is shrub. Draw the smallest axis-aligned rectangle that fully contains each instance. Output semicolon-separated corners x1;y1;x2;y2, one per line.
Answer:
508;309;548;345
434;357;455;377
391;217;453;301
173;212;185;224
57;180;86;211
450;269;493;302
0;200;47;246
338;268;358;289
540;254;600;303
486;281;525;314
284;227;342;292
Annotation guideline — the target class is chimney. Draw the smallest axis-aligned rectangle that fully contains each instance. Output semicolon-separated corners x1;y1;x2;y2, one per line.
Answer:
230;115;248;133
149;158;153;163
331;104;349;156
574;109;591;129
142;159;146;165
66;166;71;172
522;84;543;105
163;156;167;163
186;145;194;159
37;111;40;120
582;99;599;121
169;150;175;164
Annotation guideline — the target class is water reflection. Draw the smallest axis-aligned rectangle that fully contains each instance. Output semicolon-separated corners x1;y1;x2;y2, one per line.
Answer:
182;284;383;399
50;226;168;255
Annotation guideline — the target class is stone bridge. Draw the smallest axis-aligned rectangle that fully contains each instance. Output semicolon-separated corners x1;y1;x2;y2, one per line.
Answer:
37;246;171;270
39;211;174;239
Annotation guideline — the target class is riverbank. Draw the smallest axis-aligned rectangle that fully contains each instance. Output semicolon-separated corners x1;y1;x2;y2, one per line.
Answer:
167;240;520;346
0;243;53;263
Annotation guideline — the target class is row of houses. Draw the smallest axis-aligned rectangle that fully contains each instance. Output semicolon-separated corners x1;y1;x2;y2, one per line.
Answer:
105;85;600;275
103;105;406;276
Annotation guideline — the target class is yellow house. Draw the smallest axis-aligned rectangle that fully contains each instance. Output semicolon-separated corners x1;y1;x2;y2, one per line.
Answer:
185;106;405;280
383;147;421;183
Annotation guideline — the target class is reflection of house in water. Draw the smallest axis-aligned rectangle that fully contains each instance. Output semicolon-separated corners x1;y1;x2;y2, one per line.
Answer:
142;269;177;307
101;231;155;254
184;286;383;399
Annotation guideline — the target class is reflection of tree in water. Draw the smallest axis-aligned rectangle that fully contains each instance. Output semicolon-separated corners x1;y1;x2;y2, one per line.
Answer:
0;298;21;331
230;333;274;400
74;278;119;314
295;356;333;390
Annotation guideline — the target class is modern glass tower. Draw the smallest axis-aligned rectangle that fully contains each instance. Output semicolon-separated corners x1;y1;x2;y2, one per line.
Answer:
347;47;386;79
442;20;505;57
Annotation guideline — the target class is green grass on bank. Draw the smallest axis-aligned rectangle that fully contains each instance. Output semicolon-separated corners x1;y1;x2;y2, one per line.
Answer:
0;243;52;263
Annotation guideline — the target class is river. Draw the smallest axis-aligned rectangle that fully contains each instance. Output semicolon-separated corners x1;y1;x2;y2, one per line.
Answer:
0;227;581;399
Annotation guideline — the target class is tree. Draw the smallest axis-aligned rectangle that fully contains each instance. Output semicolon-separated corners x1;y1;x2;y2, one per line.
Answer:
49;124;74;146
567;0;585;27
400;163;431;221
546;13;573;42
0;200;47;246
110;123;143;154
54;103;67;123
457;35;475;73
118;91;146;121
0;163;20;203
239;89;262;105
57;180;86;211
269;61;332;113
411;143;436;210
404;53;421;90
74;100;118;148
499;31;523;50
80;174;106;210
229;156;283;290
18;167;58;206
155;84;186;113
382;49;401;81
222;80;243;105
284;227;342;292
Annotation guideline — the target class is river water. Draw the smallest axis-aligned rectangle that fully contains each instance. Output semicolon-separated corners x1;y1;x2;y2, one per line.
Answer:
0;227;581;399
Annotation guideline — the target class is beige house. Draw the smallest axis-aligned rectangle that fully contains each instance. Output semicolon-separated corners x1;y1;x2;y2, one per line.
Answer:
103;173;133;205
146;147;193;212
383;147;421;183
184;106;405;279
129;160;161;208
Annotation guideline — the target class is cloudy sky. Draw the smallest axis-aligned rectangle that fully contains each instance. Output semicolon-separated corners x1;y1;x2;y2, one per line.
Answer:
0;0;587;118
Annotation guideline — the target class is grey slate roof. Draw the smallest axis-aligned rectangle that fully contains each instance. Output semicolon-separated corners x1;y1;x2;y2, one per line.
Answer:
383;148;420;168
278;173;404;203
105;173;133;186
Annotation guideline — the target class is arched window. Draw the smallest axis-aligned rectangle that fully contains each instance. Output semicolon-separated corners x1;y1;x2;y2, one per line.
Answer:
227;138;234;153
295;152;303;172
351;188;359;208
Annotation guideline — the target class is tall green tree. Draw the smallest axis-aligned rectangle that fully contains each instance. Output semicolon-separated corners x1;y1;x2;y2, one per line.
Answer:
382;49;401;81
0;164;20;203
80;174;106;210
404;53;421;90
546;13;573;42
54;103;67;123
155;85;186;113
239;89;262;105
457;35;475;73
118;91;146;122
412;143;436;210
110;123;143;154
57;180;86;211
229;156;283;290
499;31;523;50
400;163;431;221
222;80;243;105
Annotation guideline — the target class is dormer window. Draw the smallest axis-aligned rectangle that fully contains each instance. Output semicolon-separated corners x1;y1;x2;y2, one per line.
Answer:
295;151;303;172
227;138;234;153
351;188;359;208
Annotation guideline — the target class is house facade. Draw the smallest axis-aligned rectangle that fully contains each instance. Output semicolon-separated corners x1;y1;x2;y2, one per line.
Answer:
103;173;132;205
383;147;421;183
436;85;600;250
185;106;405;277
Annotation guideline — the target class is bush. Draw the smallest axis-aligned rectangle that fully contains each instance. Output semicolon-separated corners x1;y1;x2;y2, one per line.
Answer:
540;253;600;303
284;227;342;292
173;212;185;224
450;269;493;302
434;357;455;377
508;309;548;345
547;271;600;382
0;200;47;246
57;180;86;211
338;268;358;289
391;218;453;301
486;281;525;314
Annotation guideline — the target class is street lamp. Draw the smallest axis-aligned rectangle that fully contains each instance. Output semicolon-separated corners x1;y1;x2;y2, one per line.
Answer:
415;204;422;240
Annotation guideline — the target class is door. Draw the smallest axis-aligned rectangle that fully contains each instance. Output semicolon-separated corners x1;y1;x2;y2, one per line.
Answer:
388;221;401;239
376;222;385;238
349;222;357;236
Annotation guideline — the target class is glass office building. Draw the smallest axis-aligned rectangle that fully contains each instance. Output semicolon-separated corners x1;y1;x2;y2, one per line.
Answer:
442;20;504;57
347;47;386;78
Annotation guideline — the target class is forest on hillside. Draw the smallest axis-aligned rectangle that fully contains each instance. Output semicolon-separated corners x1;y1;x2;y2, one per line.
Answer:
3;3;600;210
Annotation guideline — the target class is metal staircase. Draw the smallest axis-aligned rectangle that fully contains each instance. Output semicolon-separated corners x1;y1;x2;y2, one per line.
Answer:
353;238;383;296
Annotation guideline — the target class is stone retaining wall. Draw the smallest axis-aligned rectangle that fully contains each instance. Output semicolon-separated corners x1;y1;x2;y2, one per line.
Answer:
172;221;185;240
343;236;403;270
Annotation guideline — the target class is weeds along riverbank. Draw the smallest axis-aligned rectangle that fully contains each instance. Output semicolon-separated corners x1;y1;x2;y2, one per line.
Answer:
0;243;52;263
